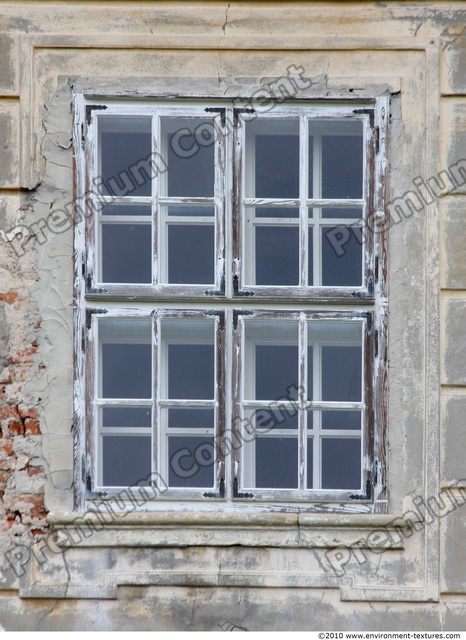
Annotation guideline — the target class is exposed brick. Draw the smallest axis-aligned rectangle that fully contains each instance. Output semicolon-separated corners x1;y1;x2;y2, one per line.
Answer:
24;418;41;435
27;465;44;477
0;439;13;456
10;494;46;518
0;367;12;384
17;405;38;420
9;347;37;365
0;406;18;420
5;419;24;436
0;292;19;305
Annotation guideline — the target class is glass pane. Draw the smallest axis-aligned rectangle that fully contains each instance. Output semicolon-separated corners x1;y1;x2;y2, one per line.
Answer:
255;344;298;400
307;437;313;489
167;224;214;284
163;118;215;197
244;321;299;401
307;321;362;402
308;120;363;199
308;226;314;286
321;207;363;219
322;225;363;286
161;319;215;400
102;204;152;217
169;436;214;487
99;117;152;197
246;119;299;198
100;318;152;399
102;435;151;486
255;226;299;286
322;346;362;402
322;130;363;199
168;345;214;399
321;437;361;489
102;407;151;428
322;410;361;430
168;408;214;429
101;223;152;283
255;437;298;488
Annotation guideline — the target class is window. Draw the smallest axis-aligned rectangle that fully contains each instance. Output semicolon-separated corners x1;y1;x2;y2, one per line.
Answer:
75;99;387;508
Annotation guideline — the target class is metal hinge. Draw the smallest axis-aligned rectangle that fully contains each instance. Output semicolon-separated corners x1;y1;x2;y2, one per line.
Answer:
86;273;108;294
85;104;108;126
233;108;255;127
233;274;254;297
204;107;226;127
203;476;225;499
351;275;374;299
233;476;254;499
85;307;108;330
349;478;372;501
233;309;255;331
203;310;225;332
205;274;225;297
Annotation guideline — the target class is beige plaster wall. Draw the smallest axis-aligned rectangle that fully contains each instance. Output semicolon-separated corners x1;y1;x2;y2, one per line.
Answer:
0;0;464;630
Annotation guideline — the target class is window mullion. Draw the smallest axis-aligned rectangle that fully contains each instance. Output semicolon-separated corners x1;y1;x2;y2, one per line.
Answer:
298;313;306;491
299;114;307;288
153;114;161;286
313;339;322;490
151;314;158;489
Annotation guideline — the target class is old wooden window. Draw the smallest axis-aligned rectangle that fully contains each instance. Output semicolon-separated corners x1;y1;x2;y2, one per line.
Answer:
75;98;387;508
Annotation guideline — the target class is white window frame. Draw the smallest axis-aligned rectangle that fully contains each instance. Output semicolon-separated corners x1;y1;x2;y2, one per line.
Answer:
74;95;388;512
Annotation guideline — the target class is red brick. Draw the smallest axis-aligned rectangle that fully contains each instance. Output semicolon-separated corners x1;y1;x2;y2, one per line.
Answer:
0;439;13;456
17;406;38;420
27;465;44;476
9;347;37;365
24;419;41;435
11;495;47;517
5;420;24;436
0;292;19;305
0;406;17;420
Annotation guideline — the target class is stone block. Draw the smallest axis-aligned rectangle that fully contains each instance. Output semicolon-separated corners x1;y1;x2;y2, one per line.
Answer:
441;198;466;289
443;299;466;385
440;100;466;196
441;505;466;594
442;395;466;486
0;35;18;96
0;101;20;188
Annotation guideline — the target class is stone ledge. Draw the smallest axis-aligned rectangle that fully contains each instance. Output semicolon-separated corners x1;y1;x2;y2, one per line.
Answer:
49;511;406;550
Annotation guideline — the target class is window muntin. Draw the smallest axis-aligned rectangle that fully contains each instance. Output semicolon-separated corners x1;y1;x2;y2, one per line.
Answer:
80;99;382;505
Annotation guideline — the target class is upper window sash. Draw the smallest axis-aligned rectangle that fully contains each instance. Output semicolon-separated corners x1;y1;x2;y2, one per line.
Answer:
81;101;377;301
233;106;375;299
85;104;226;297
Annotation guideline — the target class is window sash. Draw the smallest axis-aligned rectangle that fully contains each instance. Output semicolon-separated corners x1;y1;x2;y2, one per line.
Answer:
75;97;385;509
84;103;375;300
